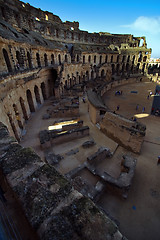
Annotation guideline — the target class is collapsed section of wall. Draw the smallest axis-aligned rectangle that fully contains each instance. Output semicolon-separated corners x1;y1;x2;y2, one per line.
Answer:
100;112;146;153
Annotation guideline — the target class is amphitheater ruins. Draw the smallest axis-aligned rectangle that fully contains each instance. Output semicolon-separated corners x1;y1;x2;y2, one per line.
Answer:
0;0;160;239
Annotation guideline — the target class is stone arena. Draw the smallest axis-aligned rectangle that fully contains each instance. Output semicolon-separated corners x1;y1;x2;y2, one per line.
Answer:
0;0;160;239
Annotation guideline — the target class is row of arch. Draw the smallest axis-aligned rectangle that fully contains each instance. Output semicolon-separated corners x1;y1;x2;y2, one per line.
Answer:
2;48;69;73
64;61;146;89
2;47;148;75
6;82;49;141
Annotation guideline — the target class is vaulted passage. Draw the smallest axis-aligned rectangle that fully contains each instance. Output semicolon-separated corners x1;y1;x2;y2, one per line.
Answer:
26;89;35;112
41;82;47;100
3;48;12;72
27;52;32;69
36;53;41;67
13;103;23;129
19;97;28;120
34;85;41;105
7;114;19;141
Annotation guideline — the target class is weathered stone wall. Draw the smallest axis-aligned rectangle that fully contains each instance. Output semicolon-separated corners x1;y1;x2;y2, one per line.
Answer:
0;122;127;240
40;126;89;149
0;0;152;141
100;112;146;153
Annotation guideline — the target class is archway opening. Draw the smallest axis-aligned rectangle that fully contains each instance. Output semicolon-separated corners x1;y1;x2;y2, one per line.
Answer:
36;53;41;67
34;85;41;105
7;114;19;141
19;97;28;120
26;89;35;112
41;82;47;100
27;52;32;69
2;48;12;72
13;104;23;129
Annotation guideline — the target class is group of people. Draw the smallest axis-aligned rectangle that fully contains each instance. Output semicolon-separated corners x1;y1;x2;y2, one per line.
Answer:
115;90;123;96
136;104;146;113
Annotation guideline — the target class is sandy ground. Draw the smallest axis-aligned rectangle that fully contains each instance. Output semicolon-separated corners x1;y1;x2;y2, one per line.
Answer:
19;81;160;240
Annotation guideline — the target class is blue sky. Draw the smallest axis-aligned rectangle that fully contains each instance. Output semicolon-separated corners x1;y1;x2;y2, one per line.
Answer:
24;0;160;58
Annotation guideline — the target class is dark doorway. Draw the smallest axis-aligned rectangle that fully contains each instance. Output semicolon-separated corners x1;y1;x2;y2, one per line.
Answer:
26;89;35;112
41;82;47;100
13;104;23;129
19;97;28;120
2;48;12;72
7;114;19;141
34;85;41;105
36;53;41;67
44;53;48;67
27;52;32;69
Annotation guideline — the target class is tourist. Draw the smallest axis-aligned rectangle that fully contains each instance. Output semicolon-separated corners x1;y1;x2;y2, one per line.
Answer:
147;95;149;100
136;104;139;111
116;105;120;111
142;107;145;113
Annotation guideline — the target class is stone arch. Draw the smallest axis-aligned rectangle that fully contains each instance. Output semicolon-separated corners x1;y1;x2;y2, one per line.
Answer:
58;54;61;65
65;54;68;62
13;103;23;129
116;64;120;74
122;64;125;74
126;63;129;72
142;63;145;73
94;55;96;63
77;55;79;62
19;97;28;120
99;55;102;64
48;69;57;96
44;53;48;67
138;52;142;62
2;48;12;72
117;55;119;63
88;55;91;63
41;82;47;100
105;55;108;63
127;55;130;62
143;56;147;62
112;64;115;75
36;53;41;67
132;56;135;64
91;70;94;79
51;54;54;65
7;113;19;141
111;55;113;63
101;69;105;77
27;51;32;69
16;50;24;68
131;65;134;73
34;85;41;105
122;55;126;62
26;89;35;112
86;71;89;81
137;63;140;72
83;56;85;64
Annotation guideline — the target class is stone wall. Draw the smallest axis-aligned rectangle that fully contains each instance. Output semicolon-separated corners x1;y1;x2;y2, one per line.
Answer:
0;122;127;240
100;112;146;153
40;126;90;149
0;0;152;140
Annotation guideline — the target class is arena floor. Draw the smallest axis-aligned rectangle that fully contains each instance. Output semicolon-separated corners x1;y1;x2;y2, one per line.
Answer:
20;80;160;240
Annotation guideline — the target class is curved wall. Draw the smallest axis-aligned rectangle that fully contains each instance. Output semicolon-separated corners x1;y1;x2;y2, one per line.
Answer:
0;0;152;140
